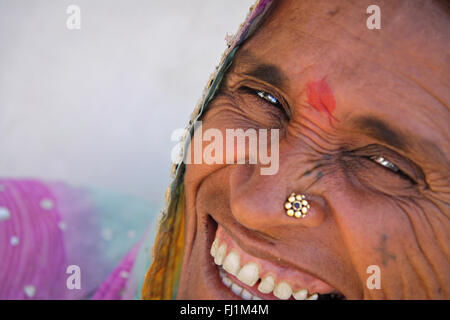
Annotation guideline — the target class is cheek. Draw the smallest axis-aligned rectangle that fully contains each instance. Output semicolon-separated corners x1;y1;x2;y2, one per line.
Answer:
195;168;233;219
184;106;281;188
183;120;230;187
330;178;418;251
330;180;443;283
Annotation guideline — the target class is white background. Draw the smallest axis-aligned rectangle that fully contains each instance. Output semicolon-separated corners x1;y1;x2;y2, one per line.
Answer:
0;0;254;206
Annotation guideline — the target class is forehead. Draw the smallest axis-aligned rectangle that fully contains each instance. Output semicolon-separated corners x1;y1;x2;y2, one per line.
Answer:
232;0;450;161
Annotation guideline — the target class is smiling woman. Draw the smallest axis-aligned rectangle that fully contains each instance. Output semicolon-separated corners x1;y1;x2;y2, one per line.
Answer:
142;0;450;300
2;0;447;301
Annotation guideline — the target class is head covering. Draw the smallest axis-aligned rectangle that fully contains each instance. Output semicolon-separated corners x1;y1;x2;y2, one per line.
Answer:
142;0;276;299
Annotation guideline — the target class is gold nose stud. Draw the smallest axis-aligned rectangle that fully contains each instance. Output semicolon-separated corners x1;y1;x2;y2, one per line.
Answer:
284;193;310;218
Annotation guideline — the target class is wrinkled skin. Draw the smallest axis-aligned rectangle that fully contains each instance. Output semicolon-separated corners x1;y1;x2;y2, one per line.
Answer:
177;0;450;299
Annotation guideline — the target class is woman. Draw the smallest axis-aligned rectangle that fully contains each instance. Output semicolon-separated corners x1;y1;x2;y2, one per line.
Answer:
143;0;450;300
1;0;448;300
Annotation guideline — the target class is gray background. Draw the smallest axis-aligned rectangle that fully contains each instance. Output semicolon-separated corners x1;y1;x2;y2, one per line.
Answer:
0;0;254;206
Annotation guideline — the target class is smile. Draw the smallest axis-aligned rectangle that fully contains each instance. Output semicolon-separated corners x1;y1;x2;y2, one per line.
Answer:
210;225;345;300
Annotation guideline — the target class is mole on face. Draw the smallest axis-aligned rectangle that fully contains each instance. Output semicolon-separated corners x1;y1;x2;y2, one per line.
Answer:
306;78;338;123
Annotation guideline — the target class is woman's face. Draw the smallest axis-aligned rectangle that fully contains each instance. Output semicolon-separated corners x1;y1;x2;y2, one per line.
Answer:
177;0;449;299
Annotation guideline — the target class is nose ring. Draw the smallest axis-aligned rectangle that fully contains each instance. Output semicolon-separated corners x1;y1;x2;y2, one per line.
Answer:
284;193;310;218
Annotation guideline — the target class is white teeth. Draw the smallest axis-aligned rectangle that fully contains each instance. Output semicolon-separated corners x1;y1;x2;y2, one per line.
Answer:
258;275;275;294
222;276;232;287
223;250;241;276
293;289;308;300
220;269;264;300
231;283;243;296
219;271;232;287
214;243;227;265
214;237;318;301
210;239;219;257
307;293;318;300
241;289;252;300
237;262;260;286
273;281;293;300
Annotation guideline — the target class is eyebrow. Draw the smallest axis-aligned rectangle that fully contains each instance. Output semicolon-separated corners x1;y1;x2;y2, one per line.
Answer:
234;50;287;89
353;116;448;165
353;116;407;150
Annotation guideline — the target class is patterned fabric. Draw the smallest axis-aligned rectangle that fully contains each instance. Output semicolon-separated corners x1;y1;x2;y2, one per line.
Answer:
0;179;157;299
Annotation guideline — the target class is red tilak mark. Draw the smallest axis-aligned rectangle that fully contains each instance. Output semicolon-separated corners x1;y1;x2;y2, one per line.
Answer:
306;78;338;123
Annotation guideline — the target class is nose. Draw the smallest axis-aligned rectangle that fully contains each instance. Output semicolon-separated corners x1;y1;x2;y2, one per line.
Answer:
229;141;328;234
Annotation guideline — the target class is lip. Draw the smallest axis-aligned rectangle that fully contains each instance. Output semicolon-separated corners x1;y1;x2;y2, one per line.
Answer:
203;215;345;300
200;216;241;299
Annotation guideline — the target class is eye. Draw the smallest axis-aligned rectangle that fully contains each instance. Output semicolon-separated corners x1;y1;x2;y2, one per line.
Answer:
256;90;280;106
240;86;289;118
370;156;400;172
370;155;416;184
